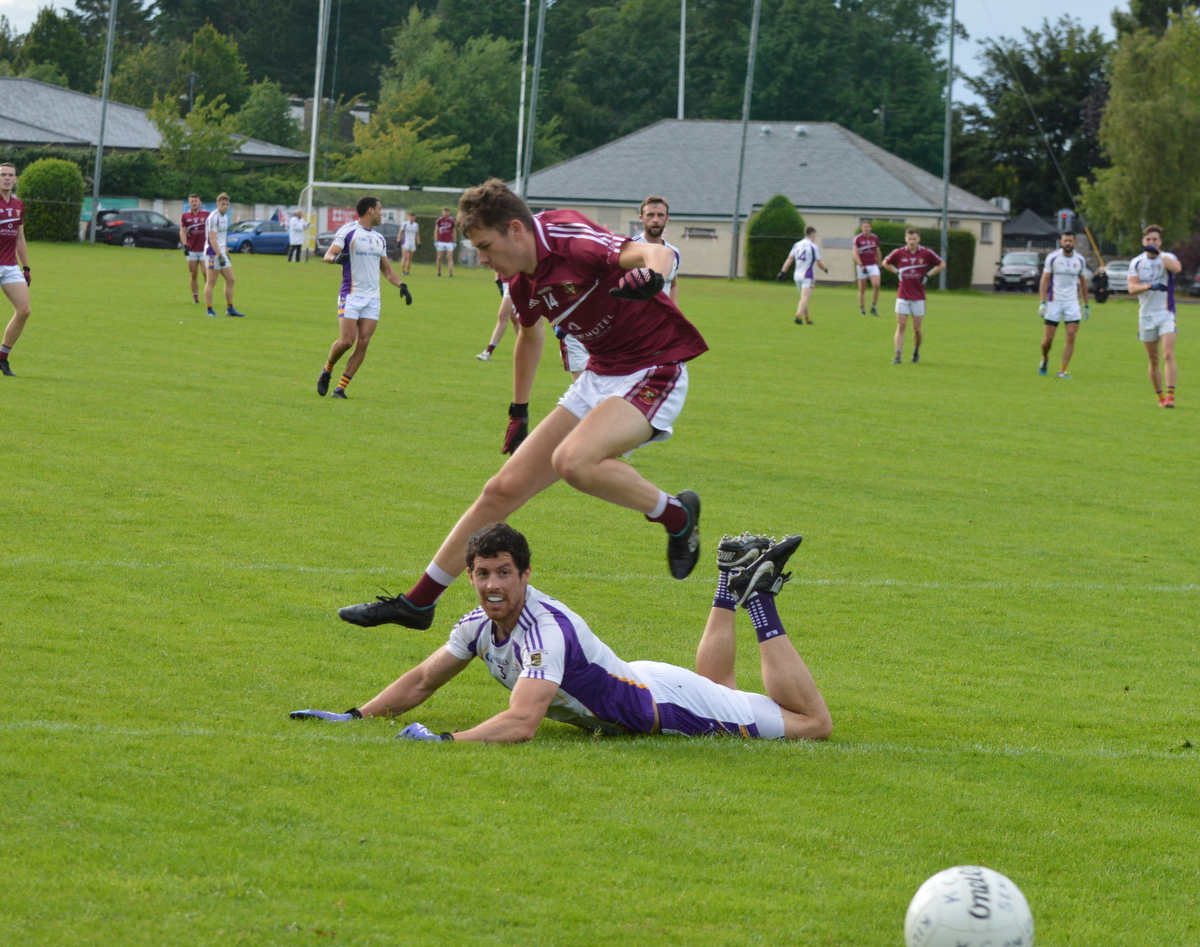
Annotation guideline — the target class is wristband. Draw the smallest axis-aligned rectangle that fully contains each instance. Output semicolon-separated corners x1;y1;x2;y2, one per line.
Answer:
347;708;363;718
508;402;529;419
440;732;454;742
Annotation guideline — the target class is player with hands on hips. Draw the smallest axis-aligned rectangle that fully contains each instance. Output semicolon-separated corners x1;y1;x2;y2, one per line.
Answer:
1037;231;1090;379
1127;224;1182;407
337;179;707;633
853;219;883;316
0;162;31;377
777;226;827;325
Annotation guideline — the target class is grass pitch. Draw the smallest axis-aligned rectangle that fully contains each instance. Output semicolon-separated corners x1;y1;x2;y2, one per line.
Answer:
3;243;1198;946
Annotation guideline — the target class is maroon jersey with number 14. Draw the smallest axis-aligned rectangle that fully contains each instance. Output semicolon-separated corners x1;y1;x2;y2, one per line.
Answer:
508;210;707;376
0;195;24;266
181;209;210;253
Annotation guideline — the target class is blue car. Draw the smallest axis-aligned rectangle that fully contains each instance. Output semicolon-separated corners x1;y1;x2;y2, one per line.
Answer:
225;220;290;255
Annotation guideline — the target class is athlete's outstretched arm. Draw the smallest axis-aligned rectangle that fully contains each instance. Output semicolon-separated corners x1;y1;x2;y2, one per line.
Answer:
359;647;471;717
617;239;675;276
450;676;559;743
512;318;545;405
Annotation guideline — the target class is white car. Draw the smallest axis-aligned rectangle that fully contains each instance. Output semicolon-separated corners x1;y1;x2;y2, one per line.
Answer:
1103;259;1130;293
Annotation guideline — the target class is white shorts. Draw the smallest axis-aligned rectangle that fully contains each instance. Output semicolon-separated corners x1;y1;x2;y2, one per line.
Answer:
434;241;455;252
185;251;206;263
895;298;926;317
794;277;814;291
206;252;232;270
630;660;786;740
0;265;25;286
402;238;417;252
1138;310;1177;342
338;294;381;321
856;264;881;280
558;363;688;447
560;333;589;373
1045;301;1082;324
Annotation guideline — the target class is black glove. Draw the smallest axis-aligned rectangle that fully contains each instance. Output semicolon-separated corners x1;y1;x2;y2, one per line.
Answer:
333;250;349;265
1142;244;1160;257
399;283;412;305
774;271;787;282
553;324;567;340
22;266;30;286
502;402;529;455
609;268;664;301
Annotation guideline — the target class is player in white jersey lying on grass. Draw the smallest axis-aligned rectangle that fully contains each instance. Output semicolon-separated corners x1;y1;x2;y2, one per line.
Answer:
1127;224;1181;408
292;523;832;743
1037;231;1090;379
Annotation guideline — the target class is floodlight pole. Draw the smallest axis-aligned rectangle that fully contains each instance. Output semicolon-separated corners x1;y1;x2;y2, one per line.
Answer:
521;0;548;192
728;0;762;279
89;0;118;243
515;0;531;195
677;0;686;120
939;0;955;291
304;0;332;258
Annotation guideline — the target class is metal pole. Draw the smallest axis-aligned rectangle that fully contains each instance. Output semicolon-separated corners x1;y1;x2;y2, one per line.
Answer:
521;0;548;192
939;0;955;290
677;0;686;120
305;0;332;257
515;0;531;195
90;0;118;243
728;0;762;279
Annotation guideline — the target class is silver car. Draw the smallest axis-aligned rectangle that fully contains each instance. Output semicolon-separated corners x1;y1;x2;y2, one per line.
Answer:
1103;259;1130;293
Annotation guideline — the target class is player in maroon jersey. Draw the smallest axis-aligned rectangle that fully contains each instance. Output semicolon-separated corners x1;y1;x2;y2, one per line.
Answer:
0;163;31;377
178;193;209;304
434;206;456;277
339;179;708;630
881;227;945;364
852;219;882;316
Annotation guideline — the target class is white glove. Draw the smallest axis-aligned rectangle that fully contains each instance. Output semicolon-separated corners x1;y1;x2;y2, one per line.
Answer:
1038;301;1048;318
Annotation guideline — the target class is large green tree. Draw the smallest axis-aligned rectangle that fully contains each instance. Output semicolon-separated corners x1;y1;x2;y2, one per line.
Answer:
1113;0;1189;36
233;79;302;148
21;7;90;91
109;41;186;108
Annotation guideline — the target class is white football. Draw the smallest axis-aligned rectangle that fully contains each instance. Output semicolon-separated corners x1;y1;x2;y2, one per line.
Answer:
905;865;1034;947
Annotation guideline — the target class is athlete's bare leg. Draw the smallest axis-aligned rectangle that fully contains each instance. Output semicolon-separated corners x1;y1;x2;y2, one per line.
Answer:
204;266;219;308
187;259;201;298
341;317;377;377
2;281;32;348
219;267;235;308
911;315;924;352
760;633;832;740
327;316;363;371
894;312;908;353
869;274;881;308
550;396;663;512
1061;320;1079;369
1040;322;1058;361
857;279;867;310
796;285;814;322
695;606;738;690
1161;333;1177;389
1143;339;1163;394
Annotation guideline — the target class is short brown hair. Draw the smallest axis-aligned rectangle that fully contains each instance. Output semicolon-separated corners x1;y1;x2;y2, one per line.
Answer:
217;192;230;202
805;226;817;236
457;178;534;234
466;523;531;573
1143;224;1163;237
0;163;16;172
188;193;201;200
906;226;921;236
639;195;669;214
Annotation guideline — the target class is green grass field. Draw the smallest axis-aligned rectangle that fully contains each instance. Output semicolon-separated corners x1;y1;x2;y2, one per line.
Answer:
4;243;1198;946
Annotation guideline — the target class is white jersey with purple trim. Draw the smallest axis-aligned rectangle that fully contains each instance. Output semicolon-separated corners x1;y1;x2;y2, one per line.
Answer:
788;238;821;280
204;209;229;255
444;585;656;735
1043;248;1085;303
1129;251;1178;318
630;233;681;296
333;221;387;298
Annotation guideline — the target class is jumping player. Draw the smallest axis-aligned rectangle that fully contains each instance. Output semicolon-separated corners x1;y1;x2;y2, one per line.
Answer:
434;206;456;277
204;193;245;318
400;212;420;276
179;193;209;303
294;524;831;744
882;227;945;363
1128;224;1181;407
476;270;518;361
853;219;882;316
776;226;827;325
316;196;412;399
0;162;31;377
1037;231;1089;379
338;179;706;630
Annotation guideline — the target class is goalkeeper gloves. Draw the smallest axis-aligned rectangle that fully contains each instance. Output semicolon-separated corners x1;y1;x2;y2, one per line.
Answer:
333;250;349;265
22;266;30;286
399;282;412;305
290;708;362;722
774;271;787;282
1038;301;1048;317
397;722;454;742
1142;245;1161;257
502;402;529;455
609;268;664;301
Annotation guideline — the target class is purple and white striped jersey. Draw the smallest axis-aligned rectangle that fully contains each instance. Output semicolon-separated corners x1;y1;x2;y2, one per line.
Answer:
1129;250;1178;317
444;586;656;735
332;221;387;298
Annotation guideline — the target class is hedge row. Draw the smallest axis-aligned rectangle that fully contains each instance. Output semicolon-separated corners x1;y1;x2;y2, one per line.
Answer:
745;195;806;279
870;221;976;290
21;159;86;242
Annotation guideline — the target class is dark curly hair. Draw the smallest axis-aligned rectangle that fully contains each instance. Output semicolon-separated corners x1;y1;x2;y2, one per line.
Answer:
465;523;531;573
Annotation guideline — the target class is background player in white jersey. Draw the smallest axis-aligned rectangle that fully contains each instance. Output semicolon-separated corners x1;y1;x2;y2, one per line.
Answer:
0;162;31;377
476;270;518;361
1037;231;1089;379
1128;224;1181;407
852;219;882;316
776;226;827;325
400;212;420;276
292;524;831;743
316;196;412;399
204;193;245;318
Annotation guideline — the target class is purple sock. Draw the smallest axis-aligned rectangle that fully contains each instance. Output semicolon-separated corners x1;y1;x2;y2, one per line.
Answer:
712;572;736;611
745;592;786;643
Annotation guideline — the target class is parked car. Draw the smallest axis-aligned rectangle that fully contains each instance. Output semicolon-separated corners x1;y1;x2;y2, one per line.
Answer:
993;251;1044;292
92;209;181;248
225;220;290;254
315;222;402;260
1102;259;1131;293
1188;272;1200;297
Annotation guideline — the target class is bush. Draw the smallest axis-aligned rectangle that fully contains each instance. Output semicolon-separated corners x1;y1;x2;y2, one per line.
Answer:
20;158;85;242
872;222;977;290
745;195;805;280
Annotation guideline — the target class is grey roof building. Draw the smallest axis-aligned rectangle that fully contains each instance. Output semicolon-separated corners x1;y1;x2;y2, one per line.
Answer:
0;77;307;163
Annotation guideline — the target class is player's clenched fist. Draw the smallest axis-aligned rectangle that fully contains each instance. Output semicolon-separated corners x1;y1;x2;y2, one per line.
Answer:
399;282;413;305
610;267;664;301
502;401;529;454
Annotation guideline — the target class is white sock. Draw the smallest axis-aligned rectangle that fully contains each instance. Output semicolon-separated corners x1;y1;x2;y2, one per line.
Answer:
426;561;456;587
647;490;669;520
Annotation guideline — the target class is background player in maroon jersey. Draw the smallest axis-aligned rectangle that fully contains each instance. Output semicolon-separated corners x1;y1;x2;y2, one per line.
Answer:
178;193;209;304
882;227;945;364
339;179;707;631
853;219;882;316
0;162;31;377
434;206;456;277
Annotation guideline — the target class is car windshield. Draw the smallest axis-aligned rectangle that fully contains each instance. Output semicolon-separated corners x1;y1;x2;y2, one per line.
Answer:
1106;260;1129;269
229;221;259;233
1002;253;1040;266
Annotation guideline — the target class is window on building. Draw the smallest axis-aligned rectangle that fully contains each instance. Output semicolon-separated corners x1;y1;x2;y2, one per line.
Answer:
949;219;961;230
683;227;718;240
629;221;642;237
980;221;993;244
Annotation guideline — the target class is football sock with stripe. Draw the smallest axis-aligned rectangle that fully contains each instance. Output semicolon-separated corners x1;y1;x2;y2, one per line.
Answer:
645;490;688;534
334;373;352;392
745;591;786;643
406;562;456;608
712;572;737;612
486;344;497;355
0;344;11;358
1167;386;1175;398
323;360;334;373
